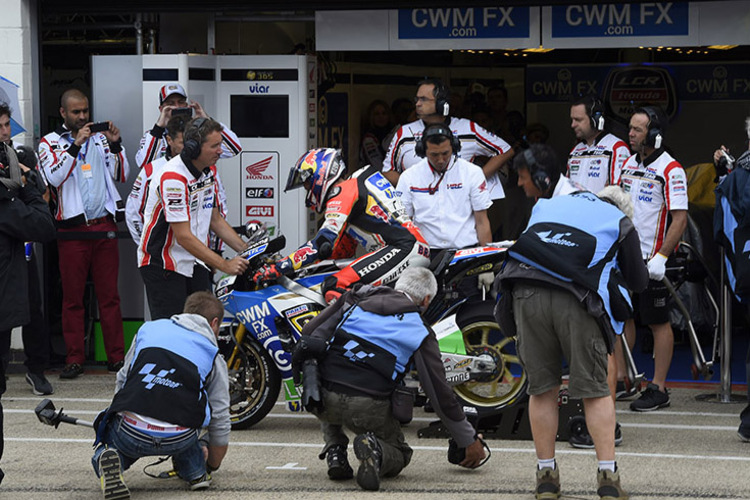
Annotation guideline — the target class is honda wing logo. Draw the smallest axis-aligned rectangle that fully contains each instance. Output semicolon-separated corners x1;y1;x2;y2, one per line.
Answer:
245;156;274;180
139;363;182;390
535;230;578;248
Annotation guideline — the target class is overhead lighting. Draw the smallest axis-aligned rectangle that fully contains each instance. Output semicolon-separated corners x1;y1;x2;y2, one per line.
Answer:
523;46;554;53
708;45;738;50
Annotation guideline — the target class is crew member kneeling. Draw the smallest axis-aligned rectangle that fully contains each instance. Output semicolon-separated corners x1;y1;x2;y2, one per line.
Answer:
294;267;486;491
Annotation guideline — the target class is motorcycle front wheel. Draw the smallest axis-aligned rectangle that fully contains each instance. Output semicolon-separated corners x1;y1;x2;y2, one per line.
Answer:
454;302;528;412
227;329;281;430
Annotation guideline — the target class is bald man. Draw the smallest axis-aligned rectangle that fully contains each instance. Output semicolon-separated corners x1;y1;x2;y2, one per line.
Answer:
38;88;130;379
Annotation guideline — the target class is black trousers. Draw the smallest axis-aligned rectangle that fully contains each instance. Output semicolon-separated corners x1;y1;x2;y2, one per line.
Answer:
140;264;212;320
23;253;50;374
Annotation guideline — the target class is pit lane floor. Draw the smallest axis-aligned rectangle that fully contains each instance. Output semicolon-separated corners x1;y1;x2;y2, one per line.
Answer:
2;370;749;499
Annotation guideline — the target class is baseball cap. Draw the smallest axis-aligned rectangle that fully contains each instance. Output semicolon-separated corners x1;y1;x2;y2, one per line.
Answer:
159;83;187;105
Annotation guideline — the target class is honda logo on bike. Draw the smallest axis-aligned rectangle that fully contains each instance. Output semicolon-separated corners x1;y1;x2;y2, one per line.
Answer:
245;156;274;180
246;205;274;217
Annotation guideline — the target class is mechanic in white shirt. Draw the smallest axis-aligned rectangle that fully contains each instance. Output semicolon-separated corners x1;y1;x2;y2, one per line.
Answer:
396;123;492;251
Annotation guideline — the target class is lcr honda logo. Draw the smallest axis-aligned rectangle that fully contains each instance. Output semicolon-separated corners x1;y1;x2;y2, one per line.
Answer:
246;205;274;217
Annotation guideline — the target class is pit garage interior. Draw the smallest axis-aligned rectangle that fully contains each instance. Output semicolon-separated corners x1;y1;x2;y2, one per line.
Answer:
24;0;750;384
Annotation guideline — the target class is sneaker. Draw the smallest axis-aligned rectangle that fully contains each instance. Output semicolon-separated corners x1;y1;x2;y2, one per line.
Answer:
569;422;623;449
98;448;130;500
597;468;629;500
325;445;354;480
738;424;750;442
188;472;212;491
615;381;637;401
629;383;670;412
535;464;561;500
353;432;382;491
107;360;124;372
26;372;54;395
60;363;84;379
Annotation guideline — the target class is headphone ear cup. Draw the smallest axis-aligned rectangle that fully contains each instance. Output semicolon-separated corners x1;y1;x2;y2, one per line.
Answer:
653;133;662;149
451;135;461;154
415;136;426;158
183;138;200;159
533;171;550;193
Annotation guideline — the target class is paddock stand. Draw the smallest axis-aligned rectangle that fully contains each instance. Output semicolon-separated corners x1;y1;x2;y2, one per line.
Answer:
418;389;585;442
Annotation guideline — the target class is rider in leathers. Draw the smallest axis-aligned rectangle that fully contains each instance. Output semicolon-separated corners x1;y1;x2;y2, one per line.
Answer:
254;148;430;303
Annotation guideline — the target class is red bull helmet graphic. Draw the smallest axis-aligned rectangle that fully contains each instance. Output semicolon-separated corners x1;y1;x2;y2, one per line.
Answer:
285;148;347;213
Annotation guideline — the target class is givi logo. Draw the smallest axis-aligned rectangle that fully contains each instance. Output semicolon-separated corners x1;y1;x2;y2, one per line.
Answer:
246;205;274;217
245;157;274;179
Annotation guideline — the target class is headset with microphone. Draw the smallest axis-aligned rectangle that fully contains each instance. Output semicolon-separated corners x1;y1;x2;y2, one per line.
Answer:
637;106;664;150
523;148;552;193
182;117;209;160
588;95;605;131
414;123;461;158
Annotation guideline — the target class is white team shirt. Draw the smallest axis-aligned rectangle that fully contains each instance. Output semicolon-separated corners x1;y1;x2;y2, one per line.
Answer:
137;155;218;277
620;150;688;259
126;156;168;245
396;157;492;249
383;117;509;200
567;133;630;194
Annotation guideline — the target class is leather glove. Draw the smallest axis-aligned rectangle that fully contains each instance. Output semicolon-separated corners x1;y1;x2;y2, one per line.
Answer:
253;263;281;287
647;253;668;281
477;272;494;293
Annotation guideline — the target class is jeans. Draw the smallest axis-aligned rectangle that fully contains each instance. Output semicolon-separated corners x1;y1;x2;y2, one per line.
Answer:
92;415;204;482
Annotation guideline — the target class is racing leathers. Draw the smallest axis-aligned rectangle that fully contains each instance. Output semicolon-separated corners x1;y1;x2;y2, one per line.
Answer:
275;165;430;297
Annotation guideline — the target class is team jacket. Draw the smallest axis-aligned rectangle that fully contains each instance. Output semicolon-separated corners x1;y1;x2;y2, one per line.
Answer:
126;156;228;247
135;121;242;168
495;191;648;351
620;148;688;259
38;126;129;222
567;133;630;194
714;159;750;302
138;153;218;277
383;117;510;174
301;285;477;449
277;165;427;274
110;314;231;446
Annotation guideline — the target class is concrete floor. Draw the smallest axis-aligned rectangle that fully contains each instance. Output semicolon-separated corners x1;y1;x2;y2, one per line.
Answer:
2;368;749;499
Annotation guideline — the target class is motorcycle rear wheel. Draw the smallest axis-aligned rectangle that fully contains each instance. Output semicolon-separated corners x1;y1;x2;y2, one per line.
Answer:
227;333;281;430
454;303;528;412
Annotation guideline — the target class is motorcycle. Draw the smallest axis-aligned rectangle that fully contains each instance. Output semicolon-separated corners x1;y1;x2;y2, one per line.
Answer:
215;233;527;429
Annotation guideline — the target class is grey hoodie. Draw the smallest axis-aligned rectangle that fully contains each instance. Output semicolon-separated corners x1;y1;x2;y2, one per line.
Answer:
115;313;231;447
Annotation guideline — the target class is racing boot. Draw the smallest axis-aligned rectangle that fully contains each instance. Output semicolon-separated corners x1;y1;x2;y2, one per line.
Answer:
322;444;354;480
353;432;382;491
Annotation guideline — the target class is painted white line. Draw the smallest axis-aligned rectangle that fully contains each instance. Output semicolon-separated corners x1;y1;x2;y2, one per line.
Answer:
616;409;738;418
7;437;750;463
621;423;736;431
5;397;112;403
266;462;307;470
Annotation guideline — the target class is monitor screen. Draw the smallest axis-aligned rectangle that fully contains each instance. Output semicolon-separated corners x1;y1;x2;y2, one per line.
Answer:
230;95;289;138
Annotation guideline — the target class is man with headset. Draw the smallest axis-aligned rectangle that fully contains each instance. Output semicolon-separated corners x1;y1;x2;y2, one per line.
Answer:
619;106;687;412
138;117;249;319
494;143;648;499
567;94;631;194
395;123;492;254
383;78;514;203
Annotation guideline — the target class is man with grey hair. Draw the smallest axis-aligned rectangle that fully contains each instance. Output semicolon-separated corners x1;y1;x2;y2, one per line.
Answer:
295;267;486;491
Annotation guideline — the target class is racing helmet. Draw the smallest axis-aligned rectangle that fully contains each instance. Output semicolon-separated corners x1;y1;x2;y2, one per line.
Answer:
285;148;347;213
